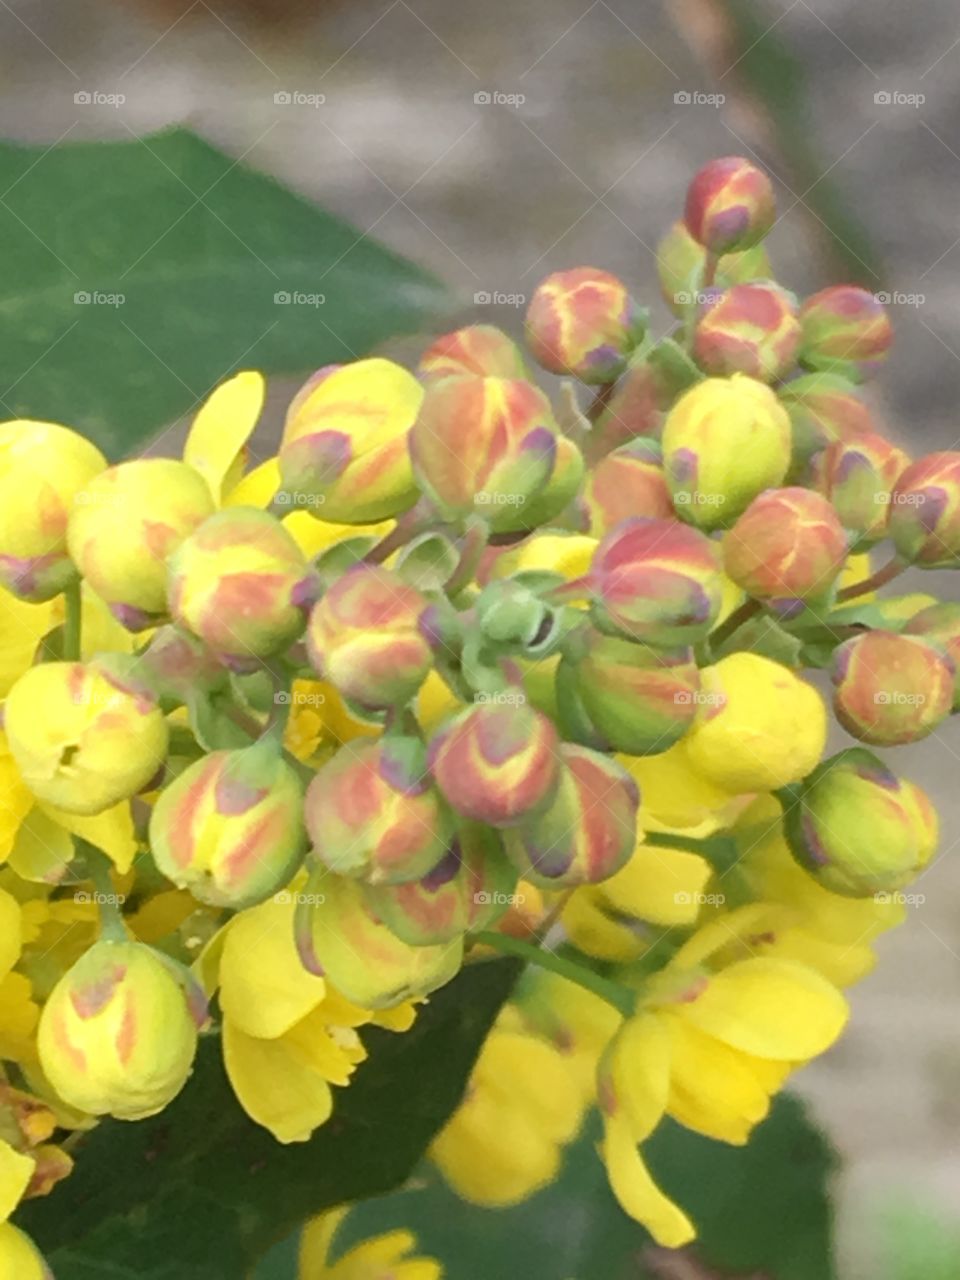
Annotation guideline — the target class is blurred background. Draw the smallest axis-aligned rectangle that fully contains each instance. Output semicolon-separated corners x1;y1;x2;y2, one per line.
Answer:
2;0;959;1272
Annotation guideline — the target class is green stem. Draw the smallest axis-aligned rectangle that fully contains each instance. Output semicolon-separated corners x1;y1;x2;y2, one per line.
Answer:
444;517;489;597
646;831;740;874
836;555;905;602
707;598;761;653
79;841;128;943
62;579;82;661
363;510;424;565
474;930;635;1016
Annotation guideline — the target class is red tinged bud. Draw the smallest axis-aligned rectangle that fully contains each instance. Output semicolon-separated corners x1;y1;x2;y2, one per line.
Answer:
525;267;646;384
684;156;776;256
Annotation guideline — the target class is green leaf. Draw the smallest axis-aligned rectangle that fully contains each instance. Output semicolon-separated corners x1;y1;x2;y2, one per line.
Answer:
18;957;520;1279
0;129;450;459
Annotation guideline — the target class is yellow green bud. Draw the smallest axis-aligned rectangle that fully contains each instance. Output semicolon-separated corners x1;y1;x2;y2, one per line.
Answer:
888;452;960;567
419;324;528;379
656;219;771;317
831;630;954;746
904;602;960;709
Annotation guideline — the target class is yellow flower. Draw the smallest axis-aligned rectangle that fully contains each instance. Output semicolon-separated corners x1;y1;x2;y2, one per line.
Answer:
300;1207;442;1280
283;679;380;764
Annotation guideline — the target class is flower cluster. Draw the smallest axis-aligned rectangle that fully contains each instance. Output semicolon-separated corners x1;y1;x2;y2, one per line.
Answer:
0;154;955;1266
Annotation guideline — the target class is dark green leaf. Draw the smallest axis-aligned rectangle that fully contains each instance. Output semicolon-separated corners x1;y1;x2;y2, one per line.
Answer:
0;129;450;459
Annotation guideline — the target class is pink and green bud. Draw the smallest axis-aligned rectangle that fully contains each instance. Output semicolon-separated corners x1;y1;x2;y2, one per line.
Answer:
568;631;700;755
279;357;424;523
904;602;960;710
888;452;960;567
305;737;450;883
4;660;168;816
307;564;434;709
784;748;937;897
37;940;199;1119
504;745;639;888
723;487;848;617
150;743;306;908
524;267;646;384
418;324;528;379
778;373;876;482
798;285;893;381
684;156;776;255
362;823;517;944
692;282;801;382
516;433;585;530
831;630;954;746
662;374;792;529
657;219;771;317
584;438;673;537
409;374;561;533
139;625;228;707
588;516;723;647
429;701;561;828
169;506;318;671
587;362;666;456
299;872;463;1008
0;419;106;603
67;459;216;630
813;430;909;549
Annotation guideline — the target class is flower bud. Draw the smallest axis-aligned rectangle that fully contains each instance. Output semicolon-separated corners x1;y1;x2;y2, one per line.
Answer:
307;564;434;709
684;653;827;792
692;282;801;382
813;431;909;548
831;630;954;746
409;375;560;532
362;823;517;944
0;420;106;603
904;602;960;709
566;631;700;754
684;156;776;255
723;487;848;617
784;748;937;897
305;737;450;883
279;358;423;523
169;507;318;670
68;459;216;630
419;324;528;379
504;745;639;888
586;362;666;456
150;744;306;907
0;1224;52;1279
778;373;875;482
888;452;960;567
5;660;168;815
429;701;561;827
657;219;771;317
524;267;646;384
799;286;893;380
516;433;585;530
588;516;723;647
662;374;791;529
37;940;199;1119
139;624;228;707
584;438;673;536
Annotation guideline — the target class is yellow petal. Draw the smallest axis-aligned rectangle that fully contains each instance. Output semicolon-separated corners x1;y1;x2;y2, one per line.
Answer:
282;1008;367;1087
38;801;138;875
300;1208;349;1278
477;1032;583;1145
683;957;848;1061
604;1013;670;1141
562;889;644;964
664;1014;772;1144
601;844;713;927
0;891;21;981
225;456;281;509
0;1138;33;1222
184;371;265;503
223;1019;333;1143
0;598;54;699
0;973;39;1062
8;808;73;885
600;1112;695;1248
0;742;33;865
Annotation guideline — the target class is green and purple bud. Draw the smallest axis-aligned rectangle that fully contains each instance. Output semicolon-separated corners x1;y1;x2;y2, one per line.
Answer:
409;374;561;533
904;602;960;710
692;282;801;382
149;743;306;908
813;430;910;549
504;745;639;888
139;625;228;707
306;564;435;709
684;156;776;256
516;433;585;530
723;487;848;617
784;748;938;897
831;630;954;746
304;736;450;883
429;701;561;828
524;267;646;384
565;630;700;755
587;362;666;457
0;419;107;603
888;452;960;567
418;324;528;380
778;373;876;482
37;939;200;1119
584;438;674;537
587;516;724;647
657;219;771;317
279;357;424;524
798;286;893;381
168;507;319;671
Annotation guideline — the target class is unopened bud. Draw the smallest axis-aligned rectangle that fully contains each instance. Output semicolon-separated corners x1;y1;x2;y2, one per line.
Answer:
684;156;776;255
832;630;954;746
799;285;893;381
525;267;646;384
